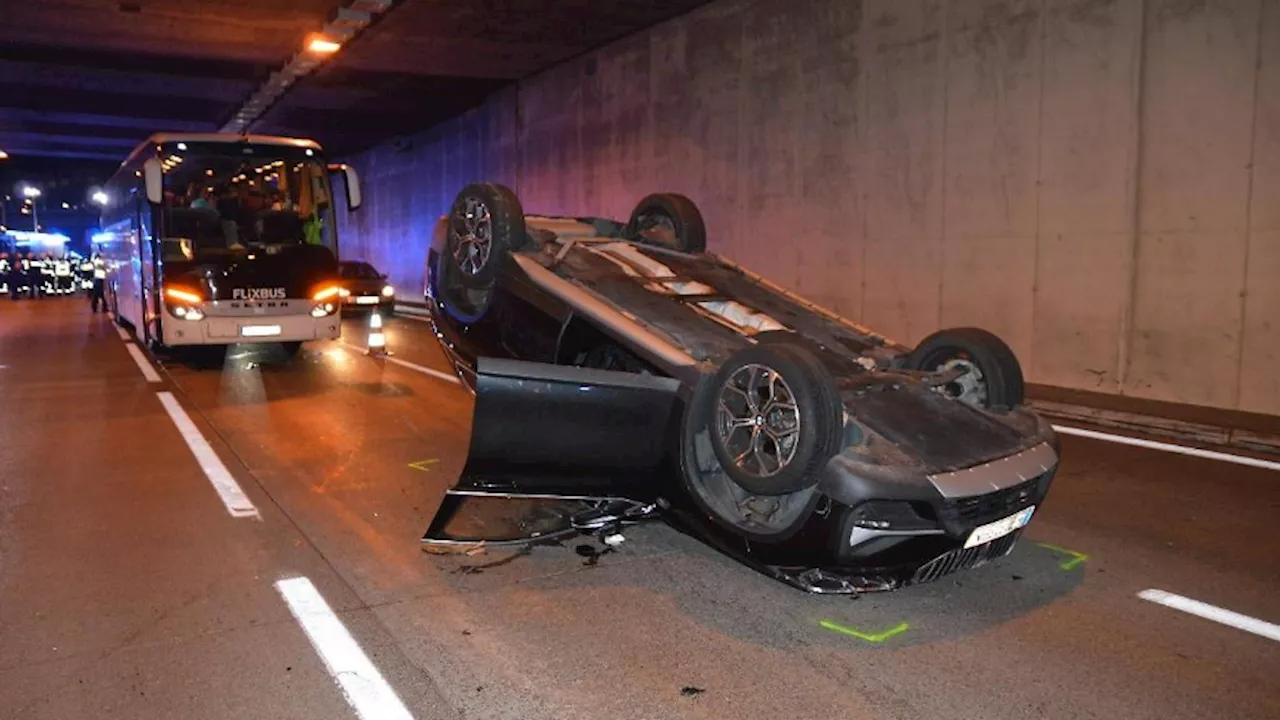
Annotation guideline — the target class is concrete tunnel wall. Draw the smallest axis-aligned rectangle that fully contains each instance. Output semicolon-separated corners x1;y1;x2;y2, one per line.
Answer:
336;0;1280;416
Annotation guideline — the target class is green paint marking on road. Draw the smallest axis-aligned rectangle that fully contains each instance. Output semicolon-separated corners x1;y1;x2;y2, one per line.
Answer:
408;459;440;472
1037;542;1089;570
819;619;909;643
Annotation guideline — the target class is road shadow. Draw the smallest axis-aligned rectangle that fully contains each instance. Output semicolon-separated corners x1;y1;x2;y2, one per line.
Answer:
421;520;1086;651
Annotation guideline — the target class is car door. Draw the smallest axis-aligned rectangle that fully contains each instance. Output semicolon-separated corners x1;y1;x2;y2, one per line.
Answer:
422;356;684;549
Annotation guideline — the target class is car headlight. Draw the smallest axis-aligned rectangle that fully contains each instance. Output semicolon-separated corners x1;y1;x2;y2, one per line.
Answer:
381;284;395;298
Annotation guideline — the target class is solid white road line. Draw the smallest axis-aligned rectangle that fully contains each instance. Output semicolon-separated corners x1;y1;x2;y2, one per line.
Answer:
391;304;432;318
394;313;431;323
1052;424;1280;473
1138;589;1280;643
156;392;260;519
275;576;416;720
124;343;162;383
115;325;131;342
340;343;461;385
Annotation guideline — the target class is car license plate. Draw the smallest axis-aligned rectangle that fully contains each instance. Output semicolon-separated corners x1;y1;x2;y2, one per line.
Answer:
964;505;1035;549
240;324;282;337
356;296;379;304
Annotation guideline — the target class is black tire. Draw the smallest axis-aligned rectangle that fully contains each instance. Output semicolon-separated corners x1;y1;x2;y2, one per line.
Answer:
626;193;707;253
908;327;1024;410
445;183;525;289
704;343;844;496
281;341;304;358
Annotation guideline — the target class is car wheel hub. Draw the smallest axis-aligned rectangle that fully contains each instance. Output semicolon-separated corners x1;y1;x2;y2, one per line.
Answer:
936;357;988;408
715;364;801;479
451;197;493;276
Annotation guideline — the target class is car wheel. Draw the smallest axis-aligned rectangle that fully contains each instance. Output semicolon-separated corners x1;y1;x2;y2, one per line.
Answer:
704;343;844;496
445;183;525;289
908;327;1025;410
626;193;707;253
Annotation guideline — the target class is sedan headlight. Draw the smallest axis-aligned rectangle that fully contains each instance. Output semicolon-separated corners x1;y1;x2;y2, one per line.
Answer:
381;284;395;298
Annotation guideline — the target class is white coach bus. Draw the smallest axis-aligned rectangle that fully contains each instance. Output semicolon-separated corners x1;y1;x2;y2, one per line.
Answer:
97;133;362;357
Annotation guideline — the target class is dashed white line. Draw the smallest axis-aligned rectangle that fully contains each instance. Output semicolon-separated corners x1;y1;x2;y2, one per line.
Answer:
340;343;461;385
156;391;260;519
1138;589;1280;643
124;342;162;383
1052;425;1280;472
275;576;416;720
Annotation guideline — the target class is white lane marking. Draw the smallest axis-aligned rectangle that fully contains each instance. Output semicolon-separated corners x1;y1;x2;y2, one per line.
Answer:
125;343;162;383
115;325;131;342
391;304;432;318
394;313;431;324
275;576;416;720
156;392;260;519
339;342;461;385
1052;424;1280;473
1138;589;1280;643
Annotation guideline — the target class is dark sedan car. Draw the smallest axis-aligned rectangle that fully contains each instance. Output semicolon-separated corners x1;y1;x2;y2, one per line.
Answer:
338;260;396;315
417;182;1059;594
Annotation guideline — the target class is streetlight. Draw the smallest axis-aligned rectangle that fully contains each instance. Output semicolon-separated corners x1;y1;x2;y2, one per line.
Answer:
92;190;109;206
21;186;40;230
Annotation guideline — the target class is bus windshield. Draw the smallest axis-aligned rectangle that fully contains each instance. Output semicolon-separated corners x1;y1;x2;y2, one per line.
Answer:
158;142;336;262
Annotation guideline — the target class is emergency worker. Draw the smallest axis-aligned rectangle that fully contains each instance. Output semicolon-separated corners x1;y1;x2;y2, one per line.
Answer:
90;253;107;313
79;255;94;293
55;255;73;295
42;254;56;296
27;253;42;298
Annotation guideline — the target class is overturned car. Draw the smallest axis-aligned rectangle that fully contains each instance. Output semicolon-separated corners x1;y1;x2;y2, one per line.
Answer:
419;182;1059;593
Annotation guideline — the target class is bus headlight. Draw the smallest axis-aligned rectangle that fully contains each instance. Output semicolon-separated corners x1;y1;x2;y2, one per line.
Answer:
381;284;395;298
311;302;338;318
164;287;205;321
172;305;206;321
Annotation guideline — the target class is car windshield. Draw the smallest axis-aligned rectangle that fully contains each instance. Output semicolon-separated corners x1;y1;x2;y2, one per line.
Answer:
158;142;336;262
340;262;380;279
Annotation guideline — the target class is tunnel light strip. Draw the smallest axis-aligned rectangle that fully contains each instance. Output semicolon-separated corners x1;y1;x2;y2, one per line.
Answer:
220;0;394;133
1138;589;1280;643
275;576;416;720
1051;425;1280;472
156;392;260;519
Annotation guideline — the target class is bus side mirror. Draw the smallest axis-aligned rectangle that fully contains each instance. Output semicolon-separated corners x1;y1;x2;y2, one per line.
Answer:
328;163;362;212
143;158;164;205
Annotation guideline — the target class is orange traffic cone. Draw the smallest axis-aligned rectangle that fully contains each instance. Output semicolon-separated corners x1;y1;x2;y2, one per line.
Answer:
367;310;387;356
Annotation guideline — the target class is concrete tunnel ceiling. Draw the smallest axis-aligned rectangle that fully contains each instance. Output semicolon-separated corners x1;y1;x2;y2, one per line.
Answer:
0;0;712;173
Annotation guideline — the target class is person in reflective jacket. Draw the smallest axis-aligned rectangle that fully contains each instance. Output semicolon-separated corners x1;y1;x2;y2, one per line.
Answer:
79;256;94;293
54;256;73;295
90;254;107;313
28;254;45;298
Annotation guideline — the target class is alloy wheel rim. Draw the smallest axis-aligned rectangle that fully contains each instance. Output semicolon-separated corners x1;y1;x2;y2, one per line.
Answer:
451;197;493;276
715;363;801;478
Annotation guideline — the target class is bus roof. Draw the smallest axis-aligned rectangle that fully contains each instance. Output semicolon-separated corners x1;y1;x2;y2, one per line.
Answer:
118;133;324;169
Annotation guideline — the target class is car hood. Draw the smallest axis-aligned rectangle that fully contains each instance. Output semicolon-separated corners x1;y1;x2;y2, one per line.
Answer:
841;375;1037;472
341;277;387;294
164;245;339;302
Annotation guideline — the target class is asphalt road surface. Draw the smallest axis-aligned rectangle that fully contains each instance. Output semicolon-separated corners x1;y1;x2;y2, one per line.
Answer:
2;298;1277;720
